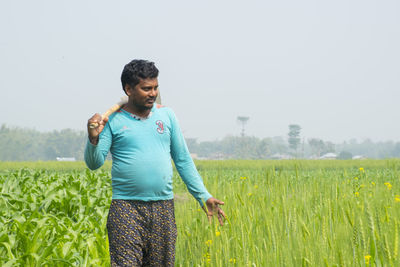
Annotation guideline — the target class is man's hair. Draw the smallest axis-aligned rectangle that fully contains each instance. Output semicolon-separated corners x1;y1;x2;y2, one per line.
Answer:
121;59;159;92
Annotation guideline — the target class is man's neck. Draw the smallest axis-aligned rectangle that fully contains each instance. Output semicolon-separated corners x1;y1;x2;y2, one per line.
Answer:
122;103;152;118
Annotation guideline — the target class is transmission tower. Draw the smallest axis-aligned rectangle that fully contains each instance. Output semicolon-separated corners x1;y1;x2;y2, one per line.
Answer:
237;116;249;137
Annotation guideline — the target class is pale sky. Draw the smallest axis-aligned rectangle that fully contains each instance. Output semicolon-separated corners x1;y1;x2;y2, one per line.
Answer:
1;0;399;142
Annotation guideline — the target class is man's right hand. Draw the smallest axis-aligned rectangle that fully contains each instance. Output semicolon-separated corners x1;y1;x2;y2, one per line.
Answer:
87;113;108;145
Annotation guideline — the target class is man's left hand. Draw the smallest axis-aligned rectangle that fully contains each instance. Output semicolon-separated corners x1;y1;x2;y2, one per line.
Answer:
203;197;226;226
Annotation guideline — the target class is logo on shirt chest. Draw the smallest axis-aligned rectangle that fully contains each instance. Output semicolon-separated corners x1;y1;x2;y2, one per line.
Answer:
156;120;164;134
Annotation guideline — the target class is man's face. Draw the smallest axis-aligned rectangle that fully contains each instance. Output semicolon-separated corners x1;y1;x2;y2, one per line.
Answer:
125;78;158;110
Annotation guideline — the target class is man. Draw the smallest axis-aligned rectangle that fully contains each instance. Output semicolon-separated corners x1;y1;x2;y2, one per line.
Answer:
84;59;225;266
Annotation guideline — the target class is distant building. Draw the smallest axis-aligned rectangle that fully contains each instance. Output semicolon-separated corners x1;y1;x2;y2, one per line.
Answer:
352;155;367;160
319;153;337;159
56;157;76;162
270;153;293;160
209;153;225;160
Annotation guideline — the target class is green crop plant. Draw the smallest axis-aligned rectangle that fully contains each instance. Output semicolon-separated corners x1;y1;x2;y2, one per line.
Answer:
0;160;399;266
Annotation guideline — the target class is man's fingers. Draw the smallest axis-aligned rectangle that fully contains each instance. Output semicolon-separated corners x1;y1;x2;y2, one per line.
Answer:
88;113;102;122
219;208;227;219
217;207;226;226
207;206;226;226
217;213;224;226
87;114;109;135
88;113;103;129
88;120;106;129
203;198;226;225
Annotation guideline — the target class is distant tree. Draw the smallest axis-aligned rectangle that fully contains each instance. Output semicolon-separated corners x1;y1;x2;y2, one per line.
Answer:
288;124;301;156
256;139;270;159
0;125;86;161
264;136;289;156
308;138;324;157
185;138;198;153
219;136;238;158
321;141;336;155
196;140;221;158
392;142;400;158
237;116;250;137
220;135;266;159
338;151;353;160
237;136;268;159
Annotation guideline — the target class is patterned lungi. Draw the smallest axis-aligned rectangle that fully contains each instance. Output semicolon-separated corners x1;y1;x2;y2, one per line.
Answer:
106;199;177;267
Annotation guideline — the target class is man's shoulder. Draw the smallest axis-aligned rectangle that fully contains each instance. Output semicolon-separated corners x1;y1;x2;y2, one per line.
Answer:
155;103;166;109
103;109;127;129
154;104;174;117
154;104;172;113
108;109;124;121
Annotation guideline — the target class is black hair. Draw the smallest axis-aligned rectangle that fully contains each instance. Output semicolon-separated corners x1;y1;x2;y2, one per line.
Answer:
121;59;159;93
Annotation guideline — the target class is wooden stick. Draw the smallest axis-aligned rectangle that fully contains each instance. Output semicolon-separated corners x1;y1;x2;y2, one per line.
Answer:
89;96;128;129
156;90;161;104
89;90;162;129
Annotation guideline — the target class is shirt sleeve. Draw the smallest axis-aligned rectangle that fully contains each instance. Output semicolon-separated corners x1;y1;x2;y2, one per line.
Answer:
84;122;112;170
169;109;212;206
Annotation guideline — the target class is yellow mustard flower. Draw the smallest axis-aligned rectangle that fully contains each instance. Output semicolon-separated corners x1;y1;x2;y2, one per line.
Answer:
395;195;400;203
355;192;360;197
354;177;358;180
384;182;392;190
365;255;371;265
248;193;253;197
371;182;376;186
229;258;236;263
240;176;247;180
203;252;211;263
215;231;221;237
205;240;212;246
359;167;364;172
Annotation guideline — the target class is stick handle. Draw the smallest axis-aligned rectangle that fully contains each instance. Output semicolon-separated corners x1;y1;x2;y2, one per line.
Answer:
88;123;99;129
89;97;128;129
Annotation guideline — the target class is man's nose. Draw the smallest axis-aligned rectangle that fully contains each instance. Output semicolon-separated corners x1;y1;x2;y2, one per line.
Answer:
149;88;157;97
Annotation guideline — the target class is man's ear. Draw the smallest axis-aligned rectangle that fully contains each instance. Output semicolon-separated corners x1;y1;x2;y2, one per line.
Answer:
124;84;132;96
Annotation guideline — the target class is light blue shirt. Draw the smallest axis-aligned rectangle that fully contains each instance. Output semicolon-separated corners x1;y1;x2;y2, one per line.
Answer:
84;104;212;206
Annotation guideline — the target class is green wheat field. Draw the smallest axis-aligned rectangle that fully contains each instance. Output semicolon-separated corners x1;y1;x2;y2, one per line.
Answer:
0;160;399;266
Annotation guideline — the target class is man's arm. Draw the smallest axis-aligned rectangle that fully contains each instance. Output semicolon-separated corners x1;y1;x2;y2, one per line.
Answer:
168;109;226;225
169;109;212;204
84;113;112;170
